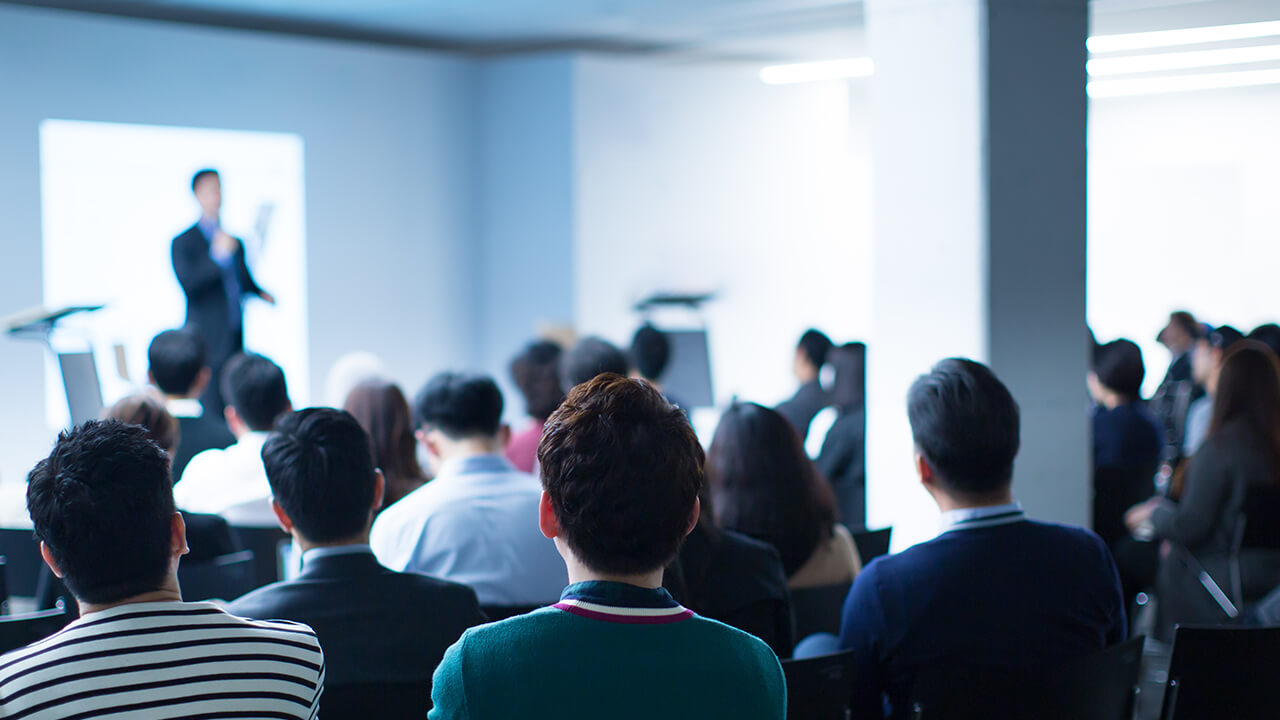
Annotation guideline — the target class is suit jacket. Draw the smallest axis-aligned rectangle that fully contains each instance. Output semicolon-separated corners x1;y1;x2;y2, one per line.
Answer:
173;414;235;485
171;223;263;365
816;409;867;528
228;550;487;687
775;380;830;442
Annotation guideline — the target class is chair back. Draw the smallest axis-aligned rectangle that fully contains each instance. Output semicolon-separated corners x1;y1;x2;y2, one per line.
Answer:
910;636;1144;720
179;550;257;602
1240;483;1280;550
1093;463;1157;548
479;605;541;622
228;525;290;590
322;681;429;720
851;527;892;564
1160;626;1280;719
0;556;9;615
781;650;856;720
0;529;44;598
791;582;852;642
0;609;70;655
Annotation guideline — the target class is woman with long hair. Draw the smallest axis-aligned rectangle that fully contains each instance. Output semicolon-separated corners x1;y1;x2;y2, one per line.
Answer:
343;380;429;511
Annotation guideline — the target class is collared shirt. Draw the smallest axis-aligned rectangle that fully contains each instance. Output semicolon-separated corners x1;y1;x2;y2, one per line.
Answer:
370;454;568;606
174;432;276;526
938;501;1026;534
165;397;205;419
300;543;372;572
198;214;242;330
1183;395;1214;456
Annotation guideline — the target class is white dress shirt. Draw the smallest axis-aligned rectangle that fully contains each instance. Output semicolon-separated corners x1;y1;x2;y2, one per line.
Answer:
174;432;277;526
938;501;1026;534
370;454;568;606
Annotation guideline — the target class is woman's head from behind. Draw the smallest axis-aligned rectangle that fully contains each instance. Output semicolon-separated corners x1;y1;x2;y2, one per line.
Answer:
1211;341;1280;474
343;380;425;487
105;392;180;458
707;402;836;576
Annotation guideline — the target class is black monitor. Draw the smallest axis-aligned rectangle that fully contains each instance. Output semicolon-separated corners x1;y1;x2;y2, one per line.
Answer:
661;329;714;409
58;351;103;427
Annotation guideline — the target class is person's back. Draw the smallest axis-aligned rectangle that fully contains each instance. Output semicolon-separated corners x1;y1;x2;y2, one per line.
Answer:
147;329;235;483
172;412;235;481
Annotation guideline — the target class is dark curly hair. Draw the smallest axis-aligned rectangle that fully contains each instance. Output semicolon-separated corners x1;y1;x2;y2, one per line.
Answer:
538;373;702;575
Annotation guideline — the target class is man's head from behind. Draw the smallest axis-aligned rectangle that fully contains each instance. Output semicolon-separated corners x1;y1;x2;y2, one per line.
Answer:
795;328;833;383
26;421;185;605
148;329;210;399
221;353;291;435
414;372;505;470
629;324;671;383
509;340;566;421
907;359;1020;504
537;374;702;577
561;337;630;390
192;168;221;219
262;408;382;547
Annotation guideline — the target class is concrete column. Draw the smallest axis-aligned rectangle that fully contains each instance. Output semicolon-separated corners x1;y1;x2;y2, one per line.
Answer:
865;0;1089;549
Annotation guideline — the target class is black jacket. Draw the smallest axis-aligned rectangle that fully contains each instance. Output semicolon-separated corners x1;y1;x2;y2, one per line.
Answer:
170;223;263;364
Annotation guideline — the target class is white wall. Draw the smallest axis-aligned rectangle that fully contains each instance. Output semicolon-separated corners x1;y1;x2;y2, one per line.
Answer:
0;5;477;485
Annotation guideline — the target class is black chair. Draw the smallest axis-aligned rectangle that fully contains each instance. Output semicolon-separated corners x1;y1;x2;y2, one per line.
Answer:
479;605;541;622
909;636;1144;720
791;582;851;642
0;556;9;615
323;682;430;719
178;550;257;602
780;650;856;720
851;527;892;564
1172;483;1280;620
0;529;44;599
229;525;290;591
1159;626;1280;719
0;609;70;654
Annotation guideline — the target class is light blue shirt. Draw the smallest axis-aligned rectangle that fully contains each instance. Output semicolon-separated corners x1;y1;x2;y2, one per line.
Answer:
370;454;567;606
938;502;1026;534
1183;395;1213;457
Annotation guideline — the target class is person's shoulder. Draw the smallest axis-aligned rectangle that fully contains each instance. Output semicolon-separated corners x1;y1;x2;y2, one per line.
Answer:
683;615;784;668
172;224;202;244
1015;519;1110;555
383;565;483;604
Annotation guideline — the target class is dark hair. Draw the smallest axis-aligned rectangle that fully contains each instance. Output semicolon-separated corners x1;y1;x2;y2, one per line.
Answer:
148;329;206;396
1170;311;1202;339
561;337;629;389
414;372;504;439
1248;324;1280;360
262;408;379;543
1210;325;1245;352
907;358;1021;495
106;394;180;456
830;342;867;413
1209;341;1280;481
798;329;834;369
538;374;702;575
509;341;566;420
707;402;837;576
26;421;176;604
1092;339;1146;402
343;380;426;507
630;324;671;381
191;168;219;192
220;353;290;431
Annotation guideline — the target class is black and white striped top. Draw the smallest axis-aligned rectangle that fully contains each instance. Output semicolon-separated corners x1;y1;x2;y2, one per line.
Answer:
0;601;324;719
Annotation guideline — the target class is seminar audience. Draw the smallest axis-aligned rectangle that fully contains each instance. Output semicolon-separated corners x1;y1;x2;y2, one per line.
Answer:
370;372;567;606
561;335;629;389
815;342;868;528
343;379;430;511
1089;339;1163;471
1183;325;1245;456
175;352;292;525
428;374;785;719
229;408;485;705
1;421;323;718
776;328;834;442
506;340;565;473
836;359;1125;720
147;328;234;483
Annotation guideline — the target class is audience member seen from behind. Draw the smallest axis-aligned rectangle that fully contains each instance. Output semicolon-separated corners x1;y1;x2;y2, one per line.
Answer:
229;408;485;703
1248;323;1280;360
561;336;629;389
175;352;292;526
1126;341;1280;638
1183;326;1245;456
344;380;430;511
429;374;786;720
837;359;1125;720
147;329;234;483
1152;311;1205;457
1089;340;1164;472
371;372;567;607
815;342;869;528
1;421;322;718
506;340;566;473
775;328;834;442
709;402;860;590
630;324;689;413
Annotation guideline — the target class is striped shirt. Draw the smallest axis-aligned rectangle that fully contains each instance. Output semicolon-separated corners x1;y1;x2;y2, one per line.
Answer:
0;601;324;719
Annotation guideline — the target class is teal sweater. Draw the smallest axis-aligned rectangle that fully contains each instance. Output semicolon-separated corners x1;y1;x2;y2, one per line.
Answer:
428;581;786;719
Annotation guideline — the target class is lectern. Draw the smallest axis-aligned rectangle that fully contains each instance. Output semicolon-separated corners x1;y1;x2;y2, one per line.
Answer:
4;305;105;427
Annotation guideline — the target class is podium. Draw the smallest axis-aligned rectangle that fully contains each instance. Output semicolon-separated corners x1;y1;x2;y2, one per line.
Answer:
4;305;106;428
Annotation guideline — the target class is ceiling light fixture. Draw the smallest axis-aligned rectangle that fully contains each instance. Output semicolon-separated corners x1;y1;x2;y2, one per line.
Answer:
1087;20;1280;53
1087;67;1280;97
759;58;874;85
1087;44;1280;76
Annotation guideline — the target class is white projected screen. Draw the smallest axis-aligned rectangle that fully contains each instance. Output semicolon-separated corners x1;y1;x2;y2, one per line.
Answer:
39;120;308;427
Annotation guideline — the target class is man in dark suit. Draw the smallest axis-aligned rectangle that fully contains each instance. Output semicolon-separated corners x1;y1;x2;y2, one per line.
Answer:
171;169;273;417
836;359;1126;720
146;329;234;484
228;407;486;701
776;328;833;442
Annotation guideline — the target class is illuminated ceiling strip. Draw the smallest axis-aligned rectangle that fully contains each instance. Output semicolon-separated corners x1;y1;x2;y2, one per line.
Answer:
759;57;874;85
1087;67;1280;97
1087;20;1280;53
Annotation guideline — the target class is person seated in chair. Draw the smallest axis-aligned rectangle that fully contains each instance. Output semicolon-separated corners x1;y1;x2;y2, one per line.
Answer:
147;328;235;483
229;408;485;700
428;374;786;719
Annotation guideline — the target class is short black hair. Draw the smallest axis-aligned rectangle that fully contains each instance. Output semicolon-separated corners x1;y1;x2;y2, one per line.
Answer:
907;358;1020;495
1210;325;1245;351
1093;339;1146;401
148;329;207;396
561;337;630;389
191;168;219;192
26;421;175;605
539;374;702;575
798;329;834;369
414;372;504;439
262;408;378;544
509;341;566;420
1249;324;1280;359
629;324;671;381
221;353;290;431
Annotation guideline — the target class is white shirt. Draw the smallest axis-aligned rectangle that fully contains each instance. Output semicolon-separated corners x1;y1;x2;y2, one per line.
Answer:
370;454;568;606
938;502;1026;533
174;432;277;526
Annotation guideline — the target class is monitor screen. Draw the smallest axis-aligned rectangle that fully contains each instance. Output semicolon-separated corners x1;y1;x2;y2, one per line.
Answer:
58;352;103;427
661;329;714;409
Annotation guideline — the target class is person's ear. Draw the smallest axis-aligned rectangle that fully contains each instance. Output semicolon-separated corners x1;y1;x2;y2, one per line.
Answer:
270;497;294;535
190;367;212;398
371;470;386;514
424;430;444;460
225;406;245;435
915;451;935;488
498;423;512;450
171;512;190;559
538;491;561;540
685;496;701;538
39;542;65;579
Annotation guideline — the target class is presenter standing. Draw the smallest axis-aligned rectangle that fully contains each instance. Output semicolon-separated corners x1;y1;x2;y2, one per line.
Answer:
171;169;274;418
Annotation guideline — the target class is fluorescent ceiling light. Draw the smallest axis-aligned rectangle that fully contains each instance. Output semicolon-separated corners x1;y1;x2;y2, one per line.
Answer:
760;58;874;85
1088;20;1280;53
1087;67;1280;97
1088;44;1280;76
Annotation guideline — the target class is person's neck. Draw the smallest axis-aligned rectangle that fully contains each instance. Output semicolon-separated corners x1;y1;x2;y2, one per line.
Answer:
560;546;664;589
932;488;1014;514
438;438;503;461
293;531;370;556
78;583;183;616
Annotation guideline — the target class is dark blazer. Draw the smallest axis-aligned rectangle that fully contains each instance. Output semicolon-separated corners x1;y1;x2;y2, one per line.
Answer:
816;409;867;528
227;550;487;687
173;414;235;484
776;380;830;442
171;223;264;366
